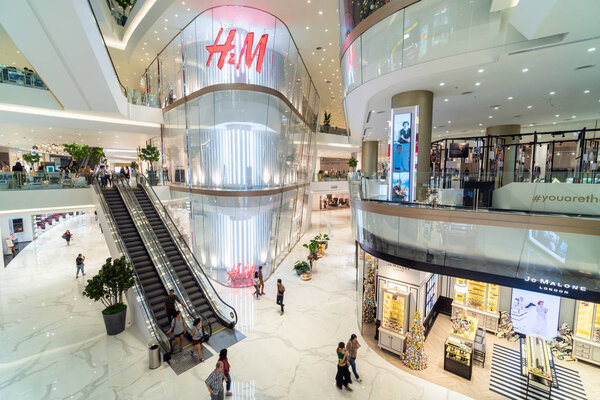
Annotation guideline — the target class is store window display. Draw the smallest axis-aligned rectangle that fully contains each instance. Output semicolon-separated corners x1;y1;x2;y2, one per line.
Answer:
573;301;600;365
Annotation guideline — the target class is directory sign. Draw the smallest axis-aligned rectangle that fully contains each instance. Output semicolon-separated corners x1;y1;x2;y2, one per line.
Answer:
389;106;418;202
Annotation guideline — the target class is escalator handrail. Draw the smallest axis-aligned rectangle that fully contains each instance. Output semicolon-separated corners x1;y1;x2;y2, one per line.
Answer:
114;177;200;335
138;174;238;329
92;179;171;354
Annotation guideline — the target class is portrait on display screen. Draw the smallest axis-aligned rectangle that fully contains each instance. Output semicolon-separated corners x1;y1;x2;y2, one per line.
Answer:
390;111;413;202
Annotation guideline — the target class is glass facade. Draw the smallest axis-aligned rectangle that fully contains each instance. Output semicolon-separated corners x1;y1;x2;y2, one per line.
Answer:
157;6;319;286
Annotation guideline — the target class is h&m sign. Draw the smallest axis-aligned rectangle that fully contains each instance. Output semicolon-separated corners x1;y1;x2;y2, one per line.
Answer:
206;28;268;73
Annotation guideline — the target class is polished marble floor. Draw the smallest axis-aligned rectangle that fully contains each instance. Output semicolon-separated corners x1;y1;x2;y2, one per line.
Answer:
0;210;473;400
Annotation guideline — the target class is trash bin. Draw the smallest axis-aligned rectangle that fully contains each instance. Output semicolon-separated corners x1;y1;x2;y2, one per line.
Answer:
149;344;161;369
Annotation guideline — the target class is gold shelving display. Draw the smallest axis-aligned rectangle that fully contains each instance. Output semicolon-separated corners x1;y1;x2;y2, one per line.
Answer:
594;306;600;342
575;301;594;339
466;281;486;311
454;278;466;304
487;284;499;313
445;337;472;366
382;290;407;334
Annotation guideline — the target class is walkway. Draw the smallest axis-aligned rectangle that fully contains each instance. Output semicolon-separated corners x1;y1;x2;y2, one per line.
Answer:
0;210;472;399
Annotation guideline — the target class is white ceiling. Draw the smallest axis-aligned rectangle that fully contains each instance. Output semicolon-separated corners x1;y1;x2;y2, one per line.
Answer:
105;0;346;127
359;34;600;143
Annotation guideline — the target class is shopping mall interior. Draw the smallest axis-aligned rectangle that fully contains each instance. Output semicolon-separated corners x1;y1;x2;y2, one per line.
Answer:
0;0;599;399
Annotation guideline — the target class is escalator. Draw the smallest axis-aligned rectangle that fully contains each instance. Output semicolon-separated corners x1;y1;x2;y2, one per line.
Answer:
131;186;226;334
100;187;171;333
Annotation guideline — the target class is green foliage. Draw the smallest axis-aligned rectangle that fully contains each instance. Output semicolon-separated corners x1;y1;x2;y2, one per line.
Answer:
303;239;320;261
322;110;331;130
130;161;138;170
82;256;135;312
103;303;127;315
314;233;330;245
89;148;105;165
63;143;90;163
138;144;160;171
114;0;134;9
348;156;358;168
318;170;324;174
293;260;310;273
22;152;40;165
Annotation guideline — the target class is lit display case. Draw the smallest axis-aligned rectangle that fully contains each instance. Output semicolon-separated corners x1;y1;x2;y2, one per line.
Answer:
444;335;473;380
382;290;407;334
520;336;556;396
573;301;600;366
452;279;500;332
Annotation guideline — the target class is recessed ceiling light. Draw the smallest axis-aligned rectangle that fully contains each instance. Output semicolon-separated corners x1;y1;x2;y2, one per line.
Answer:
478;69;484;73
444;98;449;102
552;122;557;125
479;123;482;126
549;91;555;95
493;106;499;110
572;115;576;118
489;115;493;118
555;114;560;117
475;82;481;86
164;18;168;22
187;8;190;11
154;30;157;34
59;135;62;138
306;26;309;30
447;120;451;124
175;14;178;17
329;42;332;46
181;1;185;4
527;105;532;109
584;90;590;94
439;82;445;86
319;11;323;15
164;27;167;30
508;96;513;100
49;127;52;130
588;47;596;52
522;68;529;72
446;130;449;133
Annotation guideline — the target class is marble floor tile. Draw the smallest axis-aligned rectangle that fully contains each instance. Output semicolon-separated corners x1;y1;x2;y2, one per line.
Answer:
0;210;474;400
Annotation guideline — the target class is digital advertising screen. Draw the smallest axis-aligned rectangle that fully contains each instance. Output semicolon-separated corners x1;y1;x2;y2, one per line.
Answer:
389;107;417;202
510;288;561;341
449;142;469;158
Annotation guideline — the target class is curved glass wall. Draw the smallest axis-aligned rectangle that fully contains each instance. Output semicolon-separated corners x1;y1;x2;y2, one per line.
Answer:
339;0;534;97
158;6;318;286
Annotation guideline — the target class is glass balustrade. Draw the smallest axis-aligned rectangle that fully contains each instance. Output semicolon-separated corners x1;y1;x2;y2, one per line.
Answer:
0;171;91;190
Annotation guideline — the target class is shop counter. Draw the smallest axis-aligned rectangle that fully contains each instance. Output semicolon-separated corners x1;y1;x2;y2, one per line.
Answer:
520;336;557;399
378;326;406;356
444;336;472;380
573;337;600;366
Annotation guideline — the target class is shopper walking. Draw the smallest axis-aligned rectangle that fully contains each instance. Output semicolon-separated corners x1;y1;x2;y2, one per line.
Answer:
219;348;233;397
346;334;362;382
190;317;204;362
62;230;72;246
75;254;86;278
258;265;265;295
166;310;185;353
253;272;261;299
205;361;227;400
164;289;182;325
276;279;285;315
335;342;353;391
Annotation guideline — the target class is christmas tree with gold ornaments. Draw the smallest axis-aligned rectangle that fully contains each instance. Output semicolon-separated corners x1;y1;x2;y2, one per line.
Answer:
362;256;377;323
403;311;428;370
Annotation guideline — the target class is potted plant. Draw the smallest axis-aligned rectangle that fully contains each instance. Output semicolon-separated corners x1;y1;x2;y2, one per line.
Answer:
292;260;310;276
89;148;105;167
317;170;324;181
63;143;90;169
322;111;331;133
303;238;320;268
348;156;358;172
22;152;40;170
138;144;160;185
315;233;330;252
82;256;135;335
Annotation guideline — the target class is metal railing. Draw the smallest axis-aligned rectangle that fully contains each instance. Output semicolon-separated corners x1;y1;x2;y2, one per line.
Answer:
92;178;172;354
0;171;90;190
137;174;238;329
115;177;201;335
0;65;47;90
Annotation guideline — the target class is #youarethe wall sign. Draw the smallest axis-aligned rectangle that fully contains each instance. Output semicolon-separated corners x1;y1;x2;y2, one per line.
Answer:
206;28;269;73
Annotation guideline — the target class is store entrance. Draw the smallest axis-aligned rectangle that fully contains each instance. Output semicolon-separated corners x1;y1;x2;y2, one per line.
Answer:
356;247;599;400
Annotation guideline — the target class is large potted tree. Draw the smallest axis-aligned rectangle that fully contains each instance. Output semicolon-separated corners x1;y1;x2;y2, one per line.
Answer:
22;152;40;172
82;256;135;335
63;143;90;170
303;238;320;270
138;144;160;185
322;111;331;133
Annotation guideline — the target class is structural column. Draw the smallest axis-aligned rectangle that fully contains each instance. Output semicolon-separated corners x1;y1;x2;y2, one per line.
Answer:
361;141;378;178
391;90;433;201
486;125;520;186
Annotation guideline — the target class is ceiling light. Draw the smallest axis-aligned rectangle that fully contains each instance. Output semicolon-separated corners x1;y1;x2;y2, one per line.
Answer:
588;47;596;52
552;122;557;125
527;105;532;109
489;115;493;118
154;30;157;34
181;1;185;4
446;130;449;133
444;98;449;102
306;26;309;30
329;42;332;46
555;114;559;117
175;14;178;17
48;127;52;130
549;91;555;95
493;106;499;110
475;82;481;86
164;18;168;22
522;68;529;72
439;82;445;86
572;115;576;118
319;11;323;15
508;96;513;100
584;90;590;94
447;120;451;124
187;8;190;11
164;27;167;30
478;69;484;73
479;123;482;126
325;29;328;32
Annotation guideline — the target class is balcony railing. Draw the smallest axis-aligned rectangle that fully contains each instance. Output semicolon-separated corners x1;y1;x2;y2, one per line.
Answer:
0;171;91;190
320;126;348;136
0;65;47;90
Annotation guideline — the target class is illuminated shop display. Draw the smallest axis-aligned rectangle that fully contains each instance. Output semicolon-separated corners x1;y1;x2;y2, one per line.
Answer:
573;301;600;366
156;6;319;286
381;289;408;334
452;278;500;332
389;107;418;202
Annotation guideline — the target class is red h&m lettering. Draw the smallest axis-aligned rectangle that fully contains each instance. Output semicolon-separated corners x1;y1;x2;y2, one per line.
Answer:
236;32;268;73
206;28;268;73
